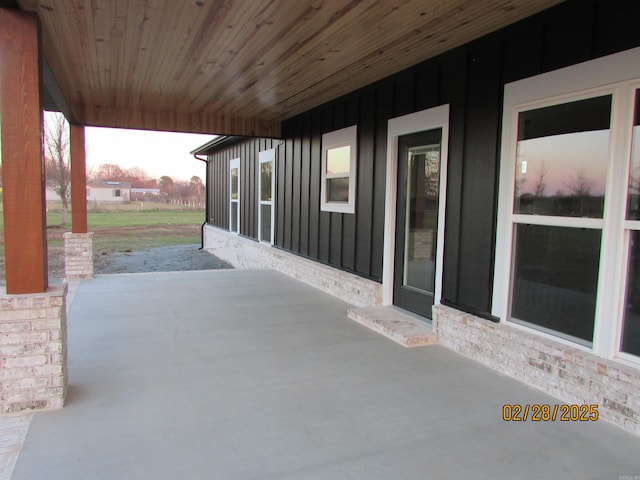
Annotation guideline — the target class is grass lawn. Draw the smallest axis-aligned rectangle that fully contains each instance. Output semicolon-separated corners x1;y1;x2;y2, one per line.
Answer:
48;209;205;228
0;208;205;258
91;225;202;253
0;202;207;282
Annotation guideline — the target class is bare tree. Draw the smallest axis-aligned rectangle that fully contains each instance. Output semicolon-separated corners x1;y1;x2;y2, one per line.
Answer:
563;168;596;216
85;163;96;181
95;163;125;181
533;162;547;197
123;167;152;187
514;149;528;197
159;175;175;196
44;112;71;225
423;150;440;198
564;168;594;196
189;175;204;198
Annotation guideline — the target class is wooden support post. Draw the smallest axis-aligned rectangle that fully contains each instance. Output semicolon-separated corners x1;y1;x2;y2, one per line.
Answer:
70;124;88;233
0;10;48;294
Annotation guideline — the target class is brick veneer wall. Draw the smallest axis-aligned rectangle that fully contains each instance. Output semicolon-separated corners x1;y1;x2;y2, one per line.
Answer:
203;225;382;307
433;304;640;435
63;232;94;280
0;285;68;414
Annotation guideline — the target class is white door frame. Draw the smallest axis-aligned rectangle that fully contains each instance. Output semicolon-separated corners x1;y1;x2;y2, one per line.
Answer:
381;105;450;308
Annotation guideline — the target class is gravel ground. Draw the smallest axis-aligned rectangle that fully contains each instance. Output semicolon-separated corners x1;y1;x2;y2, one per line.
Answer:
94;244;232;274
0;244;232;287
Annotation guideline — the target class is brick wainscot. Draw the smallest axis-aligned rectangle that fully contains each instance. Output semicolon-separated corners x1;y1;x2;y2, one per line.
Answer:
433;305;640;435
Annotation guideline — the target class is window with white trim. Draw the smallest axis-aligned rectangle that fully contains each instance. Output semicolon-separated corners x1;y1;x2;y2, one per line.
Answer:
258;149;275;244
229;158;240;234
321;125;357;214
493;46;640;365
621;88;640;358
510;95;611;346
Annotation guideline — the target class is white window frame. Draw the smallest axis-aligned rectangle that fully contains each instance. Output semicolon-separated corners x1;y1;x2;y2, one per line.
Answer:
381;105;450;308
229;158;240;234
493;46;640;366
321;125;357;214
616;80;640;367
258;148;276;244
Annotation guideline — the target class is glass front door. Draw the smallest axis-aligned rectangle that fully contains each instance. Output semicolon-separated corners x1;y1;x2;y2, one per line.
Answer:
393;129;442;318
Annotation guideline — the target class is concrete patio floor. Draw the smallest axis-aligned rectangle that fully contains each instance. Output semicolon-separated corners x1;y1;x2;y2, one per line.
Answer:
9;269;640;479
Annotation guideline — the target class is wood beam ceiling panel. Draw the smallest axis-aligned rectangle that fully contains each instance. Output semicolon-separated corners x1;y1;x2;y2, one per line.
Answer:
246;0;563;119
179;2;275;109
182;2;331;114
18;0;564;135
171;1;269;113
231;0;454;118
77;103;280;137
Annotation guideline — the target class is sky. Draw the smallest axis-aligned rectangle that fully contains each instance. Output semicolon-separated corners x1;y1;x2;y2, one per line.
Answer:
85;127;213;182
516;129;610;196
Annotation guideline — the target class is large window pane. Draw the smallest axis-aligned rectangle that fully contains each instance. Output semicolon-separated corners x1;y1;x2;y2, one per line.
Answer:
327;177;349;202
230;202;238;233
403;144;440;293
511;224;601;344
326;146;350;175
231;167;239;199
261;162;272;202
260;204;272;243
622;232;640;356
627;90;640;220
514;96;611;218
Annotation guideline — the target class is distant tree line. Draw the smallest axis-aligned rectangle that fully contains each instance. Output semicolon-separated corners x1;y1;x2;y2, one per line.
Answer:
42;112;205;216
91;164;204;203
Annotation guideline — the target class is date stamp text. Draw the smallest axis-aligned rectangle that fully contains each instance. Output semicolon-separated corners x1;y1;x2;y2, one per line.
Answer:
502;404;599;422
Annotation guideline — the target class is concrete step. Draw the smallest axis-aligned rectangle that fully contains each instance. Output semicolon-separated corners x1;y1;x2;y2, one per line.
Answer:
347;306;438;348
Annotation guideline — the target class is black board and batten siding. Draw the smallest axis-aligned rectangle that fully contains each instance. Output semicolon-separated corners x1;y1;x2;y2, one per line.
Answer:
206;0;640;318
206;138;282;237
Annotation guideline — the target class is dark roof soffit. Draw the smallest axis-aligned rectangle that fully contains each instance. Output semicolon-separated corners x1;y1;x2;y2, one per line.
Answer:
42;58;76;122
190;136;247;156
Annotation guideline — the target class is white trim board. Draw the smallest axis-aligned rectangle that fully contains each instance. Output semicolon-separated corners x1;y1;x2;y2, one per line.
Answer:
382;105;450;312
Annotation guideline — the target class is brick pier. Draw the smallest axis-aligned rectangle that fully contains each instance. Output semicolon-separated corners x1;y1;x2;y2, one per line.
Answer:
0;285;68;414
64;232;94;280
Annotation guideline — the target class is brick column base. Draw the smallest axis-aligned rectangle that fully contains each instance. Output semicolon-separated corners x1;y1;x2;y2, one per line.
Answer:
0;284;68;414
64;232;94;280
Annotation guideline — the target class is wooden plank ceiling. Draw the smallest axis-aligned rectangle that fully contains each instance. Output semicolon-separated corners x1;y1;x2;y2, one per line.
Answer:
17;0;564;137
